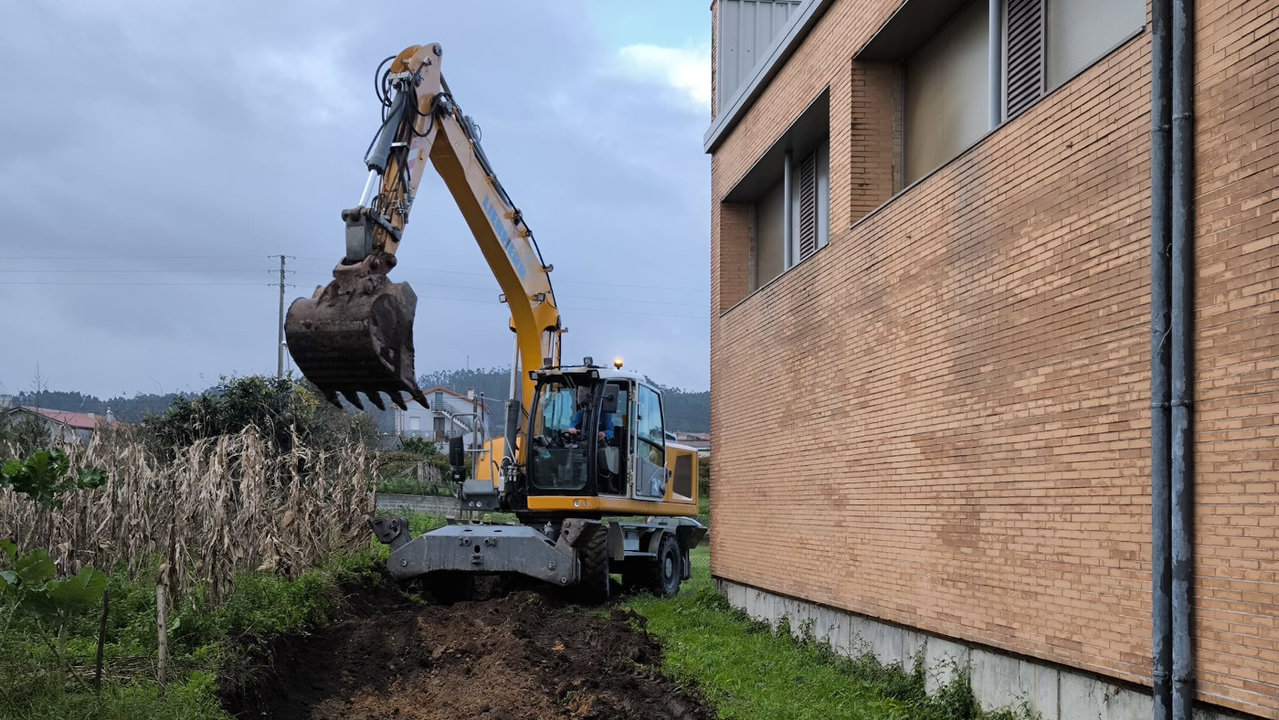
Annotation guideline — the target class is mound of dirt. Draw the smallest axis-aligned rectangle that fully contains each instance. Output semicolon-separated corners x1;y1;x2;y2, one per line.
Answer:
221;577;714;720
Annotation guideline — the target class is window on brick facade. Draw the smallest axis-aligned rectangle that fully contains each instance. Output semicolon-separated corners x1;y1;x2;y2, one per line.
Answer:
750;140;829;289
865;0;1144;184
904;0;990;184
755;179;786;287
724;89;831;293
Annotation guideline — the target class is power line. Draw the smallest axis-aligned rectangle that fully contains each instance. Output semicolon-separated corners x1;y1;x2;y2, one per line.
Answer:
0;253;710;296
0;255;270;261
0;268;282;274
0;281;271;286
292;256;710;295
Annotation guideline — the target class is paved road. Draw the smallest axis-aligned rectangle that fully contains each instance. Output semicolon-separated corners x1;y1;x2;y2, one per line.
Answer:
376;493;460;515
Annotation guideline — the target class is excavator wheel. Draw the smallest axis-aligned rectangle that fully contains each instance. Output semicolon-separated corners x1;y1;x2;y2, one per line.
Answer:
284;254;430;411
575;525;611;604
645;533;683;597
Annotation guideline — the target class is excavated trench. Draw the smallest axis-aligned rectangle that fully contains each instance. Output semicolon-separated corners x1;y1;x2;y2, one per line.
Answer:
220;574;714;720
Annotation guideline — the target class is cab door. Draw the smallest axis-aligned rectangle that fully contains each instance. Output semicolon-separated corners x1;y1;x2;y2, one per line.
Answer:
597;380;631;496
632;384;667;500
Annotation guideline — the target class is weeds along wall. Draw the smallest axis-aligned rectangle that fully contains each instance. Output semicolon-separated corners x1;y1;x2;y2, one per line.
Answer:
708;0;1279;717
0;425;375;603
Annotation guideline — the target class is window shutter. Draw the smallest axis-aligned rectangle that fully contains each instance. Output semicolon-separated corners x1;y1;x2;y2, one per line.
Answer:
797;151;818;261
1005;0;1044;118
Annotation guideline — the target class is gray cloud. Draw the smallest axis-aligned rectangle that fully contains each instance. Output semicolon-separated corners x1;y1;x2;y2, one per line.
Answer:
0;0;710;398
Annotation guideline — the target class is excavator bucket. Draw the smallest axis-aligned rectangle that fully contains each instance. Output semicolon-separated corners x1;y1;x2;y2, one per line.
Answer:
285;255;430;411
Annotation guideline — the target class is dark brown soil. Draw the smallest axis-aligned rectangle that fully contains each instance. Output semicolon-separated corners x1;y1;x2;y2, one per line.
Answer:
220;577;715;720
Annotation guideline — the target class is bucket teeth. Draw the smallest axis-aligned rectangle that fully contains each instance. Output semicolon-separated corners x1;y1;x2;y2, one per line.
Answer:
410;388;430;408
283;254;429;415
389;391;408;411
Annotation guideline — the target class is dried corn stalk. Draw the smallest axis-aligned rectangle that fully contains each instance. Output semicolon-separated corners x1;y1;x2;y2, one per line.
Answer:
0;425;375;603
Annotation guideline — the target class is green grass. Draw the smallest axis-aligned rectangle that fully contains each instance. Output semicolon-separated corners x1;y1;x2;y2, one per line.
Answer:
0;548;390;720
626;548;902;719
626;547;1031;720
374;509;519;536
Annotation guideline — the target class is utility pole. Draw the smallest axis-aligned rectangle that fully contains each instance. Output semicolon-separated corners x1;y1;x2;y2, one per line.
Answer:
276;255;287;378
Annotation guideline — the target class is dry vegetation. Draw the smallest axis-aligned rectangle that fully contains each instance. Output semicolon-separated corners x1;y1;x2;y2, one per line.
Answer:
0;424;375;602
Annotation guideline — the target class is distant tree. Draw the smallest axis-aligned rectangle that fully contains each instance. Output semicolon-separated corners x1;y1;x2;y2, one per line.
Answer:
418;367;513;404
10;389;190;423
139;375;376;458
0;411;52;455
647;384;710;433
417;367;711;433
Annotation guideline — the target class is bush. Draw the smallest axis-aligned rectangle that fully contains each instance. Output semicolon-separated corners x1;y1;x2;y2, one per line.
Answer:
697;453;710;499
0;412;54;457
139;376;376;458
375;437;452;496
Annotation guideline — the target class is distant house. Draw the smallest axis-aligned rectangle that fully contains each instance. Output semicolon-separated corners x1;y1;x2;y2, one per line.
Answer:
672;431;711;455
377;386;495;450
6;406;116;444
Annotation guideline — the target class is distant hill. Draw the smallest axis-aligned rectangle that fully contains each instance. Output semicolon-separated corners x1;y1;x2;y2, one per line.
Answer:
5;390;188;423
8;368;711;433
418;367;709;433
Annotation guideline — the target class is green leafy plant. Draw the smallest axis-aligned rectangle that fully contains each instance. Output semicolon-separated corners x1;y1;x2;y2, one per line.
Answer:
139;375;378;459
0;540;107;690
1;448;111;692
1;449;108;510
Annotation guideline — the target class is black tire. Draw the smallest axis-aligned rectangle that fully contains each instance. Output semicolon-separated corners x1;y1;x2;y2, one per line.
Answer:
577;525;611;603
647;533;683;597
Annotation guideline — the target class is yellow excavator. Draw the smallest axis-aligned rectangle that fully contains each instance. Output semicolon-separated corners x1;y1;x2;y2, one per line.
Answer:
285;44;703;601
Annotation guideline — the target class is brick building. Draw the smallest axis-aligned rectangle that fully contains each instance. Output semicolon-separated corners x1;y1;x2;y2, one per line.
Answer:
706;1;1276;718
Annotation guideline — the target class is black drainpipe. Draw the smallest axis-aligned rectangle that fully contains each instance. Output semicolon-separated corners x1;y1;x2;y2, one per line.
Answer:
1170;0;1196;715
1149;0;1172;715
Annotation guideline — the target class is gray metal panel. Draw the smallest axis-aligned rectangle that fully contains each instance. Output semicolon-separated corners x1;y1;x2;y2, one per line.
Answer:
717;0;802;111
387;524;580;586
706;0;834;152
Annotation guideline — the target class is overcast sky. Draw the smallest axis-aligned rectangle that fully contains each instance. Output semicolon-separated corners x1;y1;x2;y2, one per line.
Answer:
0;0;712;400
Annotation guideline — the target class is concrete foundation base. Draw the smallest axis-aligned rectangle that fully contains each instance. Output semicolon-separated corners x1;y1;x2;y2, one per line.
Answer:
716;578;1241;720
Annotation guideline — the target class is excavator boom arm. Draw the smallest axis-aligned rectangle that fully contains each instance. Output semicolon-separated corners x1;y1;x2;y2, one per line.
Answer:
285;43;560;427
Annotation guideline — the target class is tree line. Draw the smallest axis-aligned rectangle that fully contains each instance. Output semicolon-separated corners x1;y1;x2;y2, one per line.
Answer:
418;367;709;433
4;367;711;433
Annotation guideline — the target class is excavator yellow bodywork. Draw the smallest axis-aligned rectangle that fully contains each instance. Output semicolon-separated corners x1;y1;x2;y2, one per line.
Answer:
288;44;703;601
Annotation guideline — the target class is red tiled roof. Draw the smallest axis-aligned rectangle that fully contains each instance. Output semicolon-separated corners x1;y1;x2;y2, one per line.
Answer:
17;407;108;431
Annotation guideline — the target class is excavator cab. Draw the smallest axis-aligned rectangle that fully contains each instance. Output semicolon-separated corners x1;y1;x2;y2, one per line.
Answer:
528;378;622;494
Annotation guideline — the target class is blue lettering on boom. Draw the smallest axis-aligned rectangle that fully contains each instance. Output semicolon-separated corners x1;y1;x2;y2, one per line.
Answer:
483;195;528;280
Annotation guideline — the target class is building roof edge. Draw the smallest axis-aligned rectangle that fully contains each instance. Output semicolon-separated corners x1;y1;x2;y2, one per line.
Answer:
703;0;835;154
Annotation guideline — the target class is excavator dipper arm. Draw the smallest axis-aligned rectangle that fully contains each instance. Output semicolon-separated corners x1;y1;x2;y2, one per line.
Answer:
285;44;561;414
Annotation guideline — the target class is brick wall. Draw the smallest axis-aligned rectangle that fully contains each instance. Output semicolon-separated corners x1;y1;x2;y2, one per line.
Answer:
1189;1;1279;713
708;1;1278;717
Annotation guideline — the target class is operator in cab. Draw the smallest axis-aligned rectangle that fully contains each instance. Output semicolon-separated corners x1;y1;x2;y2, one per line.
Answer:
567;397;614;443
